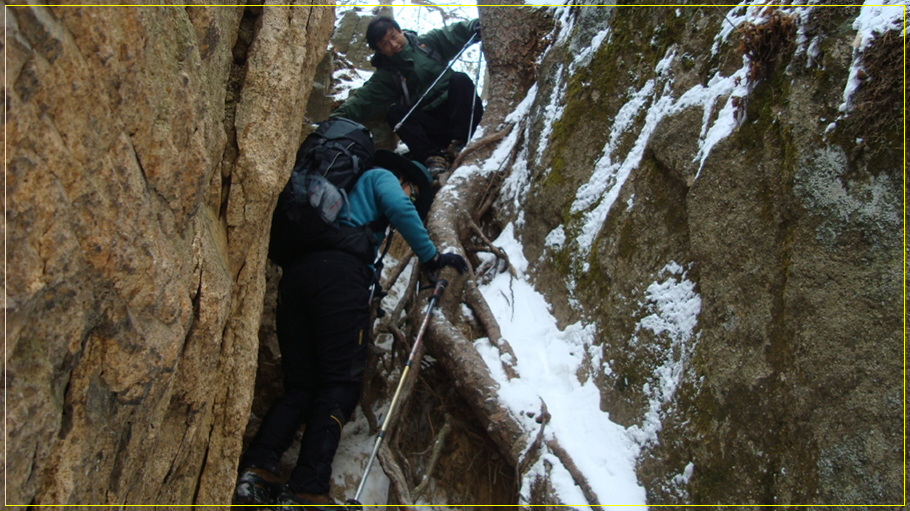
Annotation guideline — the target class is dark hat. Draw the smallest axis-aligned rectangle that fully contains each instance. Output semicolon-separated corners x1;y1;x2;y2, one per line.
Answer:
373;149;434;220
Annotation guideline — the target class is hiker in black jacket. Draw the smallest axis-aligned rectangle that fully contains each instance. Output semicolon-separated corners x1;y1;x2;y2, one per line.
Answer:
332;16;483;178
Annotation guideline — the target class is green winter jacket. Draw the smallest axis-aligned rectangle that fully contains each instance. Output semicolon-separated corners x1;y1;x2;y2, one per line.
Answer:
332;19;478;122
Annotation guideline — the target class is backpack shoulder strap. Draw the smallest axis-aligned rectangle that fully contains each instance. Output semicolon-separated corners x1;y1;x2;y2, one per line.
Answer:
403;30;444;64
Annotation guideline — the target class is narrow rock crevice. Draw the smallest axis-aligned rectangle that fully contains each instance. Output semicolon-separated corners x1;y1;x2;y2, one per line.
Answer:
219;6;260;223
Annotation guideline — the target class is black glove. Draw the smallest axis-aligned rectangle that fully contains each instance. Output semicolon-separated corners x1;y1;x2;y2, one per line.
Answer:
426;252;468;274
471;19;481;38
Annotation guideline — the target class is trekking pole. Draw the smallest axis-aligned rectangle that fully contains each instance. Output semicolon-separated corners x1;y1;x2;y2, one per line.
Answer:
393;32;479;133
345;278;448;510
368;227;396;307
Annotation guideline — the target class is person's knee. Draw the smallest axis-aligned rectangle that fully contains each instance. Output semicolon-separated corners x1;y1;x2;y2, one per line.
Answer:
386;103;408;125
281;369;317;395
320;383;361;423
449;71;471;88
448;72;479;111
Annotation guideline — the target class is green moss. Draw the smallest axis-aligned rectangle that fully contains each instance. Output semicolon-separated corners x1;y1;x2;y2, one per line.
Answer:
739;63;794;147
573;229;613;300
546;7;724;192
550;245;572;276
616;217;637;261
548;8;666;177
541;7;732;320
542;160;566;188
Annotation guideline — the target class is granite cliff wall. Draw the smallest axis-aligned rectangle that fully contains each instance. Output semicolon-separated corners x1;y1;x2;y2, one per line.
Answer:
5;4;334;506
494;4;904;505
5;2;905;507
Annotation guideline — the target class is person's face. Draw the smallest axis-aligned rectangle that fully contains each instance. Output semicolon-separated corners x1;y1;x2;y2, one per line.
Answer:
376;27;407;57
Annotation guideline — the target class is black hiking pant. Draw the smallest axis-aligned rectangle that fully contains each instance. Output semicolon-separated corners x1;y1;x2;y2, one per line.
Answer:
386;71;483;163
241;250;372;494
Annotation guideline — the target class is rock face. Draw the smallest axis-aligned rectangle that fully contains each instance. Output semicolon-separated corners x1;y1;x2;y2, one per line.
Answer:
5;3;904;508
494;5;904;505
5;4;334;506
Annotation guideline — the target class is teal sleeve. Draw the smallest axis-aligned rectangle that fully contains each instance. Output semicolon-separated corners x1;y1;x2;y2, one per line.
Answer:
372;171;438;262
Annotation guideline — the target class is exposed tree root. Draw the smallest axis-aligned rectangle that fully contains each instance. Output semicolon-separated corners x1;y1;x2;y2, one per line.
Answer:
467;218;516;279
380;251;418;340
372;267;430;441
360;8;567;505
377;443;416;509
381;249;415;299
545;439;606;511
425;312;528;464
475;123;522;221
452;127;513;169
463;278;519;380
517;399;550;477
364;256;418;434
423;118;599;505
362;262;444;505
366;117;596;506
412;413;453;501
360;382;381;435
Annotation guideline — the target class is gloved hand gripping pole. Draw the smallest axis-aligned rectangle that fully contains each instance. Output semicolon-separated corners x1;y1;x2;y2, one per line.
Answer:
345;279;449;510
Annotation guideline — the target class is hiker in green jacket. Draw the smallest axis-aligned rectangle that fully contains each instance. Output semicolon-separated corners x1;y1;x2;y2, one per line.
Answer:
332;16;483;178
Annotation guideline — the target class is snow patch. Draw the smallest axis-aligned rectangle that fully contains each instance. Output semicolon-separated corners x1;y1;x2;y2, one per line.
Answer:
334;411;390;508
569;40;752;262
332;66;373;102
839;1;906;114
476;223;647;507
536;64;567;164
627;263;702;450
544;225;566;249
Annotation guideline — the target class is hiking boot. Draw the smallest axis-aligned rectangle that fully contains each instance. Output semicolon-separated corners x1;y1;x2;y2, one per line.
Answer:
233;467;282;505
424;154;450;178
343;498;364;511
274;489;338;511
445;139;466;161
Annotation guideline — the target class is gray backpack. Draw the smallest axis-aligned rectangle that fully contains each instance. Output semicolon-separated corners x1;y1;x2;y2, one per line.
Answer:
269;118;379;266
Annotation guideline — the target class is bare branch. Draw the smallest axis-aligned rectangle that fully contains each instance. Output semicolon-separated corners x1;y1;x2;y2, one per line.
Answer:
407;0;457;23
